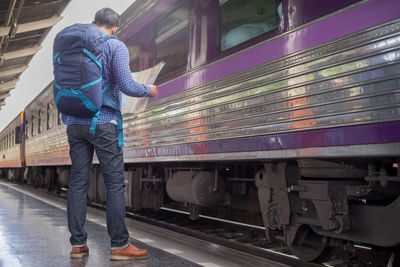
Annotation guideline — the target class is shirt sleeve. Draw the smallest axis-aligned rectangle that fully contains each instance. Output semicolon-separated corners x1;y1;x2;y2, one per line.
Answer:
111;43;152;97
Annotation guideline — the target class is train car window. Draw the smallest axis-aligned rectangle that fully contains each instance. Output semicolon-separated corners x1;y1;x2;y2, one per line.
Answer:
15;126;20;144
12;130;15;147
5;134;8;149
127;44;138;72
57;111;62;126
47;103;54;130
219;0;282;51
31;115;36;137
38;110;43;134
25;119;29;139
155;2;189;81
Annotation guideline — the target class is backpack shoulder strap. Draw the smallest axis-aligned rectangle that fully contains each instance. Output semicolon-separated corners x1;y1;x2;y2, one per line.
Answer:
89;84;125;147
89;35;124;147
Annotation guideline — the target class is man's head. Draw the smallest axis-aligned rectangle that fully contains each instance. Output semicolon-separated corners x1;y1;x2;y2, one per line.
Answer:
93;8;120;35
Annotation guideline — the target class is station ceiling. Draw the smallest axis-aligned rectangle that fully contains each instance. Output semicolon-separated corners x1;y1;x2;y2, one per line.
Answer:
0;0;70;110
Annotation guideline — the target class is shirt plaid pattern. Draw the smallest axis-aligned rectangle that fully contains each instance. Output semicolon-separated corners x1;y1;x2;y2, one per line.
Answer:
62;35;151;125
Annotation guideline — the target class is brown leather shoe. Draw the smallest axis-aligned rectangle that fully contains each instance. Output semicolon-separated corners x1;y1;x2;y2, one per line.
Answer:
110;244;148;260
70;244;89;258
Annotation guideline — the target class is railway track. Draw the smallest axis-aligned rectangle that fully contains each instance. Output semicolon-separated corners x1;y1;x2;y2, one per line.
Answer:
88;201;320;267
88;201;398;267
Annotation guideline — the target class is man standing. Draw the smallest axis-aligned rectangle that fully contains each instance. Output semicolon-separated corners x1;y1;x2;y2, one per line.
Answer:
62;8;157;260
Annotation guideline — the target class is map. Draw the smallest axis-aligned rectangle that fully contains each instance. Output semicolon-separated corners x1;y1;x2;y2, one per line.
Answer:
121;62;165;115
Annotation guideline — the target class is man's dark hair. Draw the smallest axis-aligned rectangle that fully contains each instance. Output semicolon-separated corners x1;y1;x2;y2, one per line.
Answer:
94;8;120;27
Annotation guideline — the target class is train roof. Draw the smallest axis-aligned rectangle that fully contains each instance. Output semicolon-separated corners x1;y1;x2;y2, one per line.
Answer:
117;0;158;37
0;0;70;110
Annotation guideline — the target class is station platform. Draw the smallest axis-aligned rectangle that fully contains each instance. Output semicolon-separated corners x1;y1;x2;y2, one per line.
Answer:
0;181;286;267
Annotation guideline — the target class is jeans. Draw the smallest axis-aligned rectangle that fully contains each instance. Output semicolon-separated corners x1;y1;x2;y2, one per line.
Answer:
66;123;129;248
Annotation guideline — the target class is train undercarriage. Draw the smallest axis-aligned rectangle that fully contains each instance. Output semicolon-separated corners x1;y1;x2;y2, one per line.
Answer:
1;157;400;263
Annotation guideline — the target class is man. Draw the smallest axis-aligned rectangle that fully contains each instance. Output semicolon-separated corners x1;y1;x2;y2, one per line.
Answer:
63;8;157;260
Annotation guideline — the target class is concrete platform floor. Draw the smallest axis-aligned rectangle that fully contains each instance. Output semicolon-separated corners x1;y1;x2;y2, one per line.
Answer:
0;181;286;267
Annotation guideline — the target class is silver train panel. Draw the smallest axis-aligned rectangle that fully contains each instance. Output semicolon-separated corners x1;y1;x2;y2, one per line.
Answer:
0;114;22;168
24;85;69;166
120;20;400;161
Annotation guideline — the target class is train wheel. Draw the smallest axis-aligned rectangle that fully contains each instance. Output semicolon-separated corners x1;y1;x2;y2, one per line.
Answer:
290;225;328;261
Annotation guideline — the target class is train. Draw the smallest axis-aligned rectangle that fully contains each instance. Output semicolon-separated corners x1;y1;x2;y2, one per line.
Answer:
1;0;400;262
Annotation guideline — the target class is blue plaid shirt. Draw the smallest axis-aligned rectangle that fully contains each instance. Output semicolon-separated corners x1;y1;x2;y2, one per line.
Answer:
62;34;151;125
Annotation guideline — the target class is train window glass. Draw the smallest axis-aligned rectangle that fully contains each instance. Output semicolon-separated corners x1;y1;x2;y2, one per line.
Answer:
57;111;62;126
47;103;54;130
219;0;282;51
31;115;36;137
155;2;189;81
127;44;138;72
25;119;29;139
15;126;20;144
38;110;43;134
5;135;8;149
12;130;15;147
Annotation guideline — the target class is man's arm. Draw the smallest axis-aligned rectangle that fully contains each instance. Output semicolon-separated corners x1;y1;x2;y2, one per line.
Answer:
112;43;157;97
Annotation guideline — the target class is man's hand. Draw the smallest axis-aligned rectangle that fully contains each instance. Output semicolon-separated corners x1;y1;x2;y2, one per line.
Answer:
149;85;158;97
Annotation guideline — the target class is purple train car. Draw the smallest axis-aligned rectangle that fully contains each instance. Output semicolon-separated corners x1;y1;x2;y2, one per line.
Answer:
118;0;400;260
1;0;400;261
